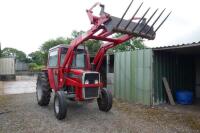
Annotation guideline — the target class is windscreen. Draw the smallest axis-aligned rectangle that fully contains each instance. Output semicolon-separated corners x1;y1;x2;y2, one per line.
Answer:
71;50;86;68
60;47;86;69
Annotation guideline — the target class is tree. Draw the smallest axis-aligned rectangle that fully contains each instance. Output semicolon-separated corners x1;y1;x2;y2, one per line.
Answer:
71;30;85;38
28;51;45;65
40;37;71;53
71;30;101;55
113;34;146;52
70;31;145;53
40;37;72;64
1;47;28;62
40;30;101;64
28;63;38;72
84;40;100;55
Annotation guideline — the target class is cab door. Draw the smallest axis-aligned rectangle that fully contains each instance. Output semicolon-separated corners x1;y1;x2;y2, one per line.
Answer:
47;48;60;91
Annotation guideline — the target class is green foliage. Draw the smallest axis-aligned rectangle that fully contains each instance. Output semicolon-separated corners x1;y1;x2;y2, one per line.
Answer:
28;63;45;72
28;51;45;65
40;37;72;64
71;30;100;55
41;37;71;53
70;31;144;53
114;35;146;52
39;30;101;65
35;30;145;66
28;63;37;71
84;40;100;55
71;30;85;39
1;47;28;62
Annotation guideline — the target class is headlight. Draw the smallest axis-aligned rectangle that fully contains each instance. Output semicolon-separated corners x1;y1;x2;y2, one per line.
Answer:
85;80;89;84
95;80;99;84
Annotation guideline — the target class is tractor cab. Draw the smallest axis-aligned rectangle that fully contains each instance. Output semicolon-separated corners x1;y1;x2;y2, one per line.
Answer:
48;44;90;86
48;44;89;69
47;44;102;101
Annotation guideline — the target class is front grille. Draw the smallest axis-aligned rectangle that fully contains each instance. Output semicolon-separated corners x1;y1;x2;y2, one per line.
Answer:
84;87;99;98
84;73;99;84
83;72;100;99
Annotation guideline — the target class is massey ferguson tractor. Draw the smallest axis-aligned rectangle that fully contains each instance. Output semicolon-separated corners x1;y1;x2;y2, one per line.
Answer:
36;1;170;120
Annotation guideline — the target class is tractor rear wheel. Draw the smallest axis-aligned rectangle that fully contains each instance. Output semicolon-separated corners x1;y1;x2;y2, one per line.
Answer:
97;88;112;112
54;91;67;120
36;72;51;106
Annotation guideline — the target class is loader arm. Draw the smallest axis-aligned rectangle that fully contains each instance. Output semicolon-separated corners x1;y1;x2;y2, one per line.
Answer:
63;1;171;72
93;34;134;71
62;3;110;71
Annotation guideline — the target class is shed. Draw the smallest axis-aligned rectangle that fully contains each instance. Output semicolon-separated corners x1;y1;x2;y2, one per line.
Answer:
0;57;16;81
111;42;200;105
153;42;200;105
15;59;28;71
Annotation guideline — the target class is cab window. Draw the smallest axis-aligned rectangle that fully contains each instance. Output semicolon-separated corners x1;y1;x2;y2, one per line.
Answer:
59;47;86;69
60;48;68;66
70;48;86;69
48;49;58;67
71;52;86;68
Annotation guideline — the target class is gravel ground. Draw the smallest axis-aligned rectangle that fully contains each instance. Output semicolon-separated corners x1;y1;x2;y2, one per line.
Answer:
0;93;200;133
0;77;200;133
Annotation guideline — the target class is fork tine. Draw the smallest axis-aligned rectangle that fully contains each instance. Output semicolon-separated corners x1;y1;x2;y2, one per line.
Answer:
132;7;151;32
138;8;158;33
124;2;143;30
145;8;166;34
116;0;134;28
154;11;171;33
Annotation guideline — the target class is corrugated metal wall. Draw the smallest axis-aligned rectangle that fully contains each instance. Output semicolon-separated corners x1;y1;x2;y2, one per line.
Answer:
0;58;15;75
114;49;153;105
15;60;28;71
153;51;195;104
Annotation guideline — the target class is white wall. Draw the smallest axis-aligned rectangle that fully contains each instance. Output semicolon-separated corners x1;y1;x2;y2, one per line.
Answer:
0;58;15;75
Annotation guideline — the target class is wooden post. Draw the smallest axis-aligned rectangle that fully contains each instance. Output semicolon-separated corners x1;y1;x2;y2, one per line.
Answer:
162;77;175;105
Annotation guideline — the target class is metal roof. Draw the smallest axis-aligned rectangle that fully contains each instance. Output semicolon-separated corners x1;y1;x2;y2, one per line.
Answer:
152;41;200;55
153;41;200;50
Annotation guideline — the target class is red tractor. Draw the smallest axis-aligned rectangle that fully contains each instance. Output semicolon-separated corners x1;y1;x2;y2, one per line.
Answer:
36;1;170;120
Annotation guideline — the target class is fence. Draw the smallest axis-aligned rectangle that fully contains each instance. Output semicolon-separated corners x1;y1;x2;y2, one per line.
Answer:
113;49;153;105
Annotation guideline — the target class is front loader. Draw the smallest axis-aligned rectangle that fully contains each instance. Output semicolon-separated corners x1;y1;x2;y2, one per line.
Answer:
36;1;171;120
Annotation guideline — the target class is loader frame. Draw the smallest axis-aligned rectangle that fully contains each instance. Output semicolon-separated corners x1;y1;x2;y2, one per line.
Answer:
47;1;171;99
36;1;170;120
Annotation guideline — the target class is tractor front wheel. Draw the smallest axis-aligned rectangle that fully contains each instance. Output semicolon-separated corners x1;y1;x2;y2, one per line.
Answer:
36;72;51;106
54;91;67;120
97;88;112;112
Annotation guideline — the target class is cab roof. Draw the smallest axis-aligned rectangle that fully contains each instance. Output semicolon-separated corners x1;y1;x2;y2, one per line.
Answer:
49;44;87;51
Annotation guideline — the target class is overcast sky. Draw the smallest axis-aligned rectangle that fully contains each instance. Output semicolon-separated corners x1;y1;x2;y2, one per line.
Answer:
0;0;200;54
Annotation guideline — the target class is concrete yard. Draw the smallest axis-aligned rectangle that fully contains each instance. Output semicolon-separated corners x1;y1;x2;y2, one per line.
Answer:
0;76;200;133
0;76;36;95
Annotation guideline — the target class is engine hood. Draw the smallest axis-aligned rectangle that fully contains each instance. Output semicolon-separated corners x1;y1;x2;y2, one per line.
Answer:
69;69;99;75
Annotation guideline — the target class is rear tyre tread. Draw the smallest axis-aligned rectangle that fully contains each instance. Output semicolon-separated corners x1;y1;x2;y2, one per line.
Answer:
36;72;51;106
